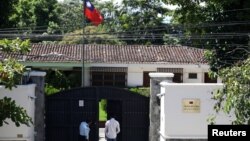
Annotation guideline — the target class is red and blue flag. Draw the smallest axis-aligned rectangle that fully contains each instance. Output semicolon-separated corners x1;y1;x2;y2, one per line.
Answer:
84;0;103;26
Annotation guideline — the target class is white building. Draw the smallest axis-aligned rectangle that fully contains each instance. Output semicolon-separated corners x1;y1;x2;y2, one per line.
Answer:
2;44;218;87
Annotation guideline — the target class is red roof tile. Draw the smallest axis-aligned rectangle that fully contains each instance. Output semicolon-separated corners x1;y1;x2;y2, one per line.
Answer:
0;44;207;64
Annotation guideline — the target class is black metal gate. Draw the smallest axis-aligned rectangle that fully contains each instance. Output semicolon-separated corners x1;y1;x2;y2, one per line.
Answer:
45;87;149;141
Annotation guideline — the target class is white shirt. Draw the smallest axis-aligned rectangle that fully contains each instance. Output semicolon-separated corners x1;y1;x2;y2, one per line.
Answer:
105;118;120;139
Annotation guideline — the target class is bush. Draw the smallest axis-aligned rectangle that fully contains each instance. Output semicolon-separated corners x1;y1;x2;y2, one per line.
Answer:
129;87;150;97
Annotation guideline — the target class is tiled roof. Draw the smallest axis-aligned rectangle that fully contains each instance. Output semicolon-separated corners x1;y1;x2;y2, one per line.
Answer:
0;44;207;64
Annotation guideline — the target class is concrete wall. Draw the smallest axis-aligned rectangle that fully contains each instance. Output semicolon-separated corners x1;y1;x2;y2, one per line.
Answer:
0;84;36;141
159;83;233;141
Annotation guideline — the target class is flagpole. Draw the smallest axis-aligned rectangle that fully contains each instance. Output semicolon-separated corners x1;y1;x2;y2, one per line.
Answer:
81;0;103;87
81;0;85;87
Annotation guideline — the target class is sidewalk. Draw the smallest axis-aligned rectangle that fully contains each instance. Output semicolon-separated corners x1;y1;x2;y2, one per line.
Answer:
99;128;105;141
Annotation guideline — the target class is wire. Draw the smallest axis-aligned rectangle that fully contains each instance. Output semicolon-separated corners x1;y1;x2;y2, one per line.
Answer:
1;29;250;37
0;35;249;44
1;18;250;32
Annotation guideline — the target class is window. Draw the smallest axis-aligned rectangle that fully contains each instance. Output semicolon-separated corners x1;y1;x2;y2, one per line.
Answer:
143;71;153;87
173;73;183;83
157;68;183;83
91;72;126;87
188;73;197;79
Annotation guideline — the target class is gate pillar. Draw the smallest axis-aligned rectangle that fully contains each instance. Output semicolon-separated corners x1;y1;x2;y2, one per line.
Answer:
29;71;46;141
149;73;174;141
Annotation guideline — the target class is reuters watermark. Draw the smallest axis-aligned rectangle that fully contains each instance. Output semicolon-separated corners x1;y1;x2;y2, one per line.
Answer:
208;125;249;140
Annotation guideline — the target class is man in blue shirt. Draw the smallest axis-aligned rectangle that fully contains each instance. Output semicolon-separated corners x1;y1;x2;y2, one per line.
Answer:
79;119;91;141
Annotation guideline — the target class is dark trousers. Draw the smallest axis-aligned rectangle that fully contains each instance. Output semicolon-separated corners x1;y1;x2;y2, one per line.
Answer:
79;135;88;141
107;138;116;141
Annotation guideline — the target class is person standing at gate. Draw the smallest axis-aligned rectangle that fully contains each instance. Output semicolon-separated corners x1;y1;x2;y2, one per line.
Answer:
79;119;91;141
105;115;120;141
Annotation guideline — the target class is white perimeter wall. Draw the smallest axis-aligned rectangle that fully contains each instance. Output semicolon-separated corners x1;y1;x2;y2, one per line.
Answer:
0;84;36;141
159;83;233;140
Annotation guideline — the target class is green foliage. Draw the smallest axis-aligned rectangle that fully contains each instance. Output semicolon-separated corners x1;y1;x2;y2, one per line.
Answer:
163;34;180;45
0;58;24;89
60;27;124;45
44;84;60;96
34;0;59;27
100;99;107;111
207;114;216;125
0;38;31;89
0;0;18;28
99;100;107;121
164;0;250;124
129;87;150;97
56;2;82;34
45;69;82;95
166;0;250;71
10;0;36;28
0;97;33;127
45;69;71;91
47;21;60;34
99;0;169;45
212;58;250;124
0;38;31;53
9;0;59;34
0;38;32;127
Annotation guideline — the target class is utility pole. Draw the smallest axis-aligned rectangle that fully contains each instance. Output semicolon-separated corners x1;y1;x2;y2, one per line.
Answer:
81;0;85;87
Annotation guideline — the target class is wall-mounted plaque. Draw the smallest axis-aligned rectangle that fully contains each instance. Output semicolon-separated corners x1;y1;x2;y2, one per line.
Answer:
182;99;200;113
79;100;84;107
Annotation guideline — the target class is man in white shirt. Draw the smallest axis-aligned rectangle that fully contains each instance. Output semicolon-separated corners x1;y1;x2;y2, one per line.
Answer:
105;115;120;141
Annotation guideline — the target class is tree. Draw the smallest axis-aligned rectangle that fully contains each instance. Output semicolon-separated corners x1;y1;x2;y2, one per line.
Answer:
212;57;250;124
164;0;250;71
99;0;169;45
164;0;250;124
9;0;59;34
60;26;124;44
0;0;18;28
56;1;83;34
0;38;33;127
0;97;33;127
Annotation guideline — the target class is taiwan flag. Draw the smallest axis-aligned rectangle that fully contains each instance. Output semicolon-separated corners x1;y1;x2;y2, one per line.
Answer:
84;0;103;26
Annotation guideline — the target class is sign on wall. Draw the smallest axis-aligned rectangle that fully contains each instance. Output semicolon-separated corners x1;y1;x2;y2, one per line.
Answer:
79;100;84;107
182;98;200;113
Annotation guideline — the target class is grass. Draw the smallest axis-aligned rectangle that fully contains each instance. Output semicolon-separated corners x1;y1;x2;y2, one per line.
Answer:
99;100;107;121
